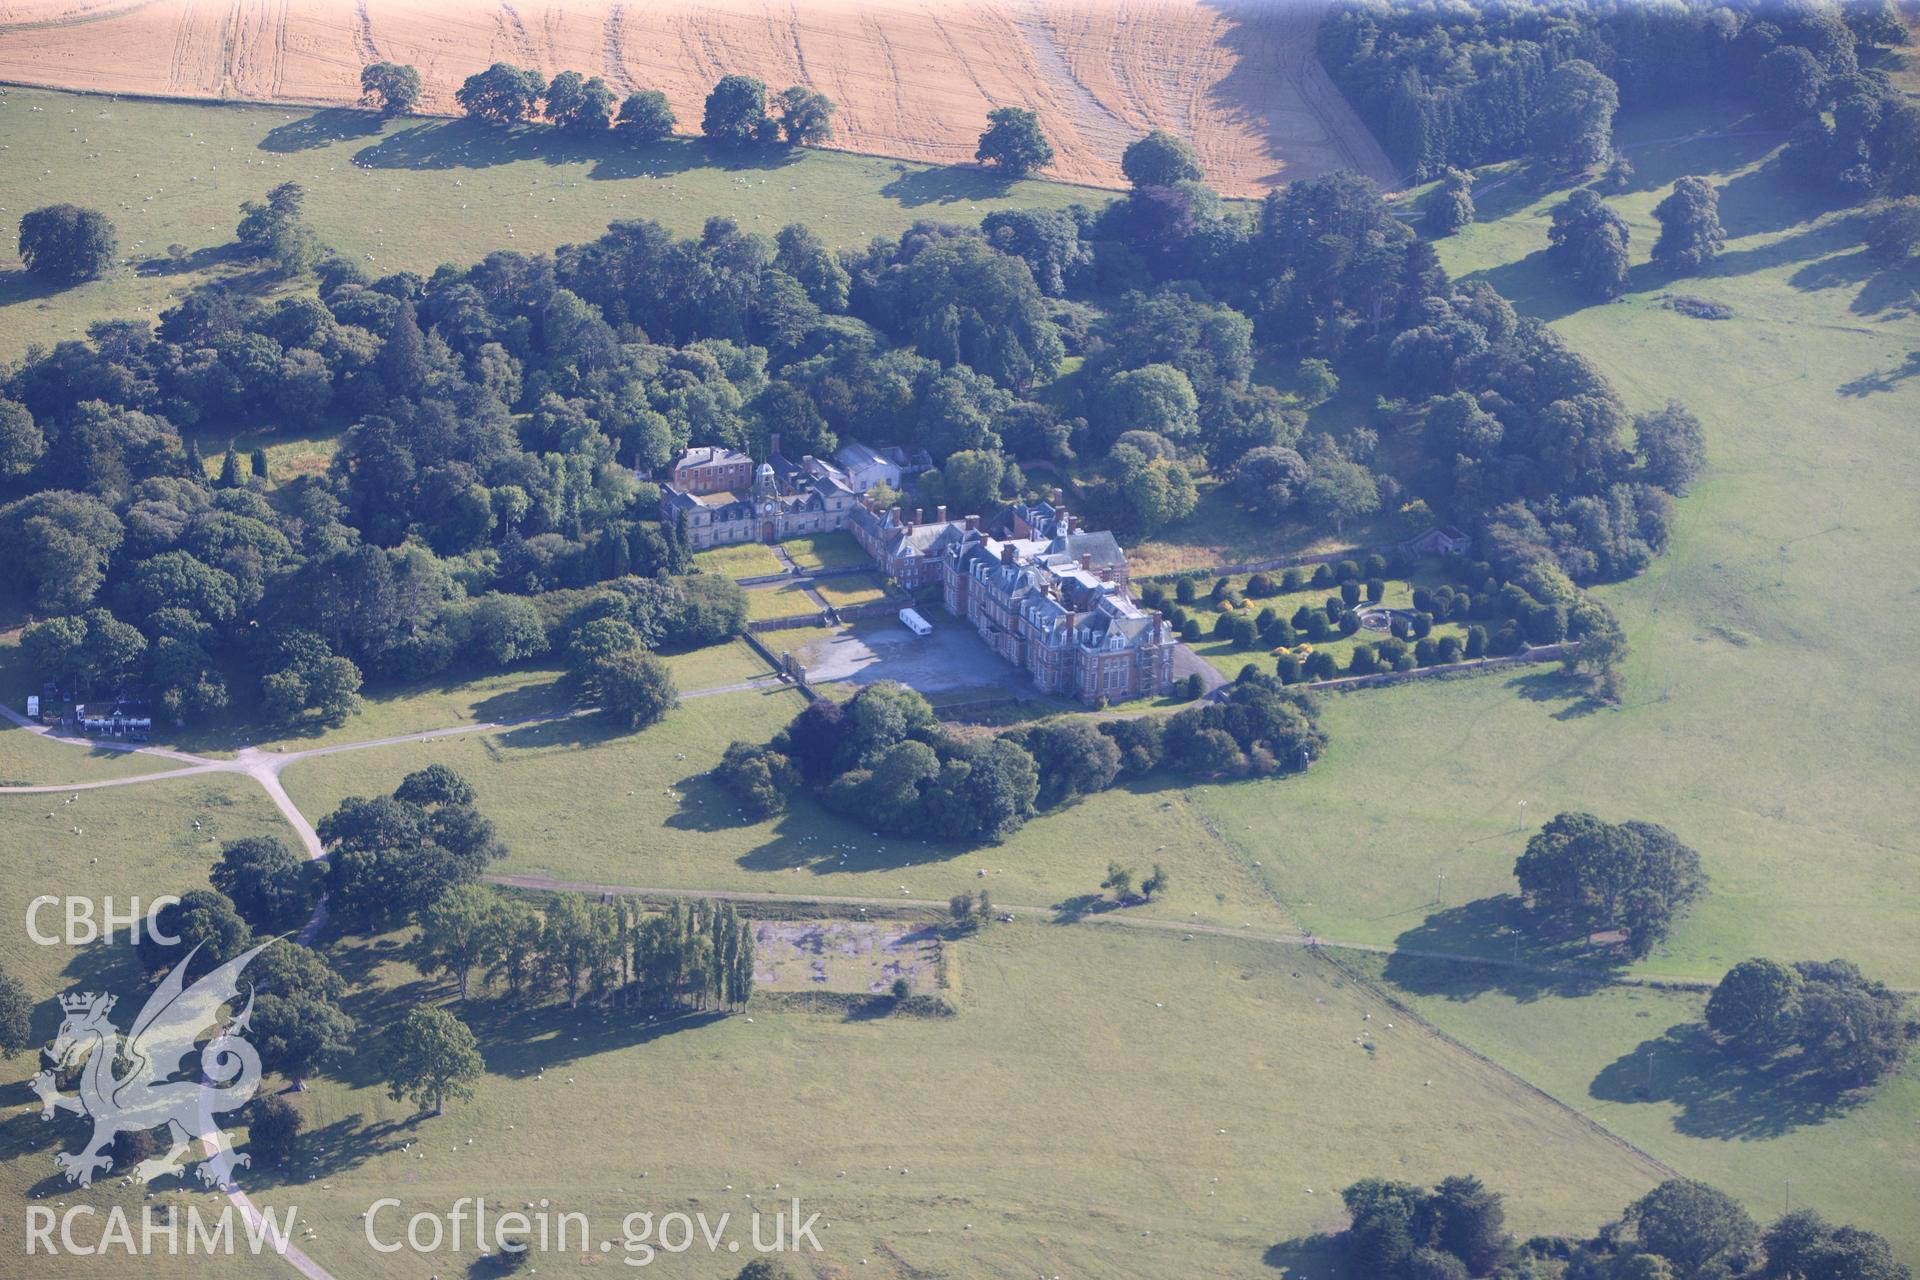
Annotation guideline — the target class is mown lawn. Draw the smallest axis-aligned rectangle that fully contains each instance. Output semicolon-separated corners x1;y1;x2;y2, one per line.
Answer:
1125;481;1384;578
265;640;767;753
812;572;892;610
145;639;770;757
1161;570;1474;682
0;86;1107;360
186;422;342;488
0;715;187;787
782;531;870;573
660;637;778;689
744;580;825;622
692;541;786;581
1175;575;1474;687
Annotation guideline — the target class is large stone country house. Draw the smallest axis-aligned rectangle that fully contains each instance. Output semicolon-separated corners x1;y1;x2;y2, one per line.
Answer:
662;440;1175;703
656;437;935;551
851;497;1174;704
658;437;860;550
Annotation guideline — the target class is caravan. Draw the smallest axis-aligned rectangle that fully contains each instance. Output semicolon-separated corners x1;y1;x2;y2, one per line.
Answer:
898;607;933;637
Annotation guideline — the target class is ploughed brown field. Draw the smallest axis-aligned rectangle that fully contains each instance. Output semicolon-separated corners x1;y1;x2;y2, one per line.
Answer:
0;0;1396;195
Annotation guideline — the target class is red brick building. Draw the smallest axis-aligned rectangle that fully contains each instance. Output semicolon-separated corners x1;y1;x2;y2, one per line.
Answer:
669;446;754;495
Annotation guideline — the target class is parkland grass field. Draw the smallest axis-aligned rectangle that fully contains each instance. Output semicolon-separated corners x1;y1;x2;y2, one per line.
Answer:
1189;105;1920;1255
0;85;1107;360
1205;106;1920;986
1;79;1917;1278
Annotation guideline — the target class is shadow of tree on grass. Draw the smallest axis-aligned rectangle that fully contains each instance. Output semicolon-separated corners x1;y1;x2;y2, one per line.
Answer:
0;267;67;310
1469;247;1596;324
1789;245;1920;321
259;107;386;153
1590;1021;1868;1139
343;119;804;186
133;242;242;278
730;809;970;877
1382;895;1627;1003
879;163;1018;208
1505;667;1606;719
1263;1232;1344;1275
1838;350;1920;397
1614;117;1782;199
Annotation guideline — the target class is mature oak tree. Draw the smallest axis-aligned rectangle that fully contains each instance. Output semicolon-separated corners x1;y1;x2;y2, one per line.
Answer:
1651;176;1725;273
1548;189;1631;300
18;204;117;285
1528;59;1619;170
616;89;676;141
455;63;546;126
976;107;1053;176
1514;812;1705;957
359;62;421;116
384;1005;483;1116
702;75;774;146
1121;129;1203;188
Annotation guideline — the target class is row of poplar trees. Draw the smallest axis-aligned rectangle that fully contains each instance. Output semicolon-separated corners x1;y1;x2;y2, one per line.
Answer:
420;887;755;1013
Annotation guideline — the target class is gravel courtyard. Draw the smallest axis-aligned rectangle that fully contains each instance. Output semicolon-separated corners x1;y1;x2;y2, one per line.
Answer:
792;618;1026;697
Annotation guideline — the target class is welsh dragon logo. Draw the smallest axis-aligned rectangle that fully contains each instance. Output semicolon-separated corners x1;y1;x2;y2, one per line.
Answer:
33;940;273;1189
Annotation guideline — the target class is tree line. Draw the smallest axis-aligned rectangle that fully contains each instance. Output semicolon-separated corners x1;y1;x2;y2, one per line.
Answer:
715;674;1326;846
371;56;1065;181
1332;1170;1908;1280
450;64;832;150
411;884;756;1013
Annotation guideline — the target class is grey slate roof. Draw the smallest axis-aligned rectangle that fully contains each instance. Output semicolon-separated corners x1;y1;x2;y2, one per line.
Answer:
673;445;751;470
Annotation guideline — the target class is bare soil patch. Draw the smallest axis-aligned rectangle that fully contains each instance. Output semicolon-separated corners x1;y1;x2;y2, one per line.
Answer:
751;918;941;995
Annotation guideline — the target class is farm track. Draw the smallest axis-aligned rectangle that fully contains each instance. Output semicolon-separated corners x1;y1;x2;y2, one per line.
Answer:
0;0;1396;194
599;1;629;92
0;0;159;33
351;0;375;63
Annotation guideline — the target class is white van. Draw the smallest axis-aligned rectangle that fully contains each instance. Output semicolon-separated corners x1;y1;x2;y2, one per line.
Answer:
899;607;933;637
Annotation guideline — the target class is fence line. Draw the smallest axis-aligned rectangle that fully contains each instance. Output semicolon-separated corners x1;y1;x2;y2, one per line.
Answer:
739;627;824;702
1300;643;1574;692
748;613;825;633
